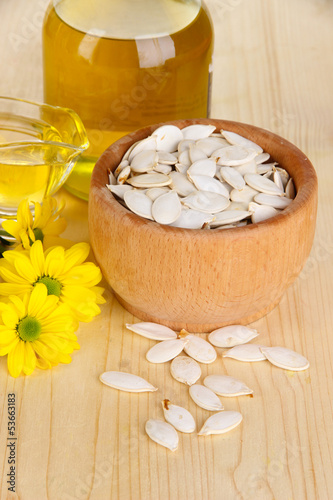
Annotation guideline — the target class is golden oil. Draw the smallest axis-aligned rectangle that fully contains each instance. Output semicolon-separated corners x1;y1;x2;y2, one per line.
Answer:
43;0;214;200
0;113;86;216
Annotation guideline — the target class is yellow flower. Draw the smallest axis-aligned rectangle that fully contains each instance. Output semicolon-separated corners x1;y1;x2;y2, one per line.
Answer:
2;197;71;250
0;240;105;323
0;283;79;377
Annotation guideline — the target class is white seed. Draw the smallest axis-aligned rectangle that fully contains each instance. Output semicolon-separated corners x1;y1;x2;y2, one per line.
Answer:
257;163;274;175
146;339;188;363
254;193;292;209
130;149;158;173
178;149;191;167
189;143;208;163
145;419;179;451
126;322;177;341
117;165;131;184
228;201;250;211
285;178;296;199
244;173;284;196
260;346;309;371
122;140;139;162
182;191;230;214
204;374;253;397
146;187;171;201
181;124;216;140
100;371;158;392
178;139;195;153
276;167;290;188
169;171;197;197
162;399;196;433
250;204;278;223
220;166;246;190
170;356;201;385
108;170;117;185
124;190;153;220
196;137;229;156
187;158;217;178
175;162;189;175
106;184;133;200
153;125;183;152
230;185;258;204
169;208;214;230
198;411;242;436
209;210;251;227
223;344;267;362
221;130;263;154
128;136;157;162
214;146;257;166
233;159;257;176
208;325;258;347
154;163;172;175
126;172;172;188
273;168;284;192
152;191;182;225
190;175;231;197
255;152;270;164
157;151;178;165
189;384;224;411
183;334;217;364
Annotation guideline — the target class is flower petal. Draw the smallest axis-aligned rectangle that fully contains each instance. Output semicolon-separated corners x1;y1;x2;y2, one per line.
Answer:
8;295;26;317
27;283;48;317
7;340;25;377
1;309;19;329
0;282;31;296
30;240;45;277
13;254;38;282
62;243;90;273
42;218;67;235
2;220;20;239
23;342;37;375
44;246;65;277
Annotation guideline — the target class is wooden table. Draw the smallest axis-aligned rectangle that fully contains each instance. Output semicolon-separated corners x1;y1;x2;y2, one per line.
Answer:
1;1;333;499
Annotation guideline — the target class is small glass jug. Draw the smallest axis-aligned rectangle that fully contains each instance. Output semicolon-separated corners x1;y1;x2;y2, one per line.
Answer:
43;0;214;200
0;96;88;217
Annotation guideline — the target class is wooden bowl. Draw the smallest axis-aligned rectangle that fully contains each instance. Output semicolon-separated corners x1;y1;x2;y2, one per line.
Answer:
88;119;318;333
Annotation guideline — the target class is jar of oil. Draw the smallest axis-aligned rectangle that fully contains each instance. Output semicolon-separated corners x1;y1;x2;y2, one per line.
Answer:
43;0;214;200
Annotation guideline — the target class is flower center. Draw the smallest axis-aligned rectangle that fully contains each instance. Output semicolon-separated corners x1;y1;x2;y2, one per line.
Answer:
17;316;42;341
33;228;44;242
36;276;62;297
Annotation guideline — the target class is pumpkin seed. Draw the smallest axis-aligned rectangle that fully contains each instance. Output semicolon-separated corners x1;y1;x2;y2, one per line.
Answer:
198;411;242;436
162;399;196;433
260;346;310;371
100;371;158;392
189;384;224;411
126;322;177;341
208;325;258;347
204;374;253;397
170;356;201;385
145;419;179;451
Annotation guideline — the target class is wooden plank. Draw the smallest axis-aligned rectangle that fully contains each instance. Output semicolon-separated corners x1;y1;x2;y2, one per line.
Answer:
0;0;333;499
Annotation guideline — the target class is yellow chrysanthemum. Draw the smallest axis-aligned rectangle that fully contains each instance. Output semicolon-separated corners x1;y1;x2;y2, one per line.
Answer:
0;240;105;322
2;197;72;250
0;283;79;377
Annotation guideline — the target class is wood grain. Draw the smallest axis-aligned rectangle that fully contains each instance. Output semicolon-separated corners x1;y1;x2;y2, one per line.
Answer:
1;0;333;499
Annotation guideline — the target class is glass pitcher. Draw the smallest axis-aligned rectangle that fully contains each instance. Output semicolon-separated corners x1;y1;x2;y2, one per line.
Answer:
43;0;214;200
0;96;89;217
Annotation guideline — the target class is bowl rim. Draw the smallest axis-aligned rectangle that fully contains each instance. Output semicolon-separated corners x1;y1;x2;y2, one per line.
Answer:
90;118;318;239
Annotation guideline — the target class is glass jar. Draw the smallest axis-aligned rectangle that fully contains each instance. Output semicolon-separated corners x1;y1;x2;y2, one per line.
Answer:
43;0;214;200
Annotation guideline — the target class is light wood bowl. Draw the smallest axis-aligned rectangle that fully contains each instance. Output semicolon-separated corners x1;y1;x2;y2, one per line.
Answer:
89;119;318;332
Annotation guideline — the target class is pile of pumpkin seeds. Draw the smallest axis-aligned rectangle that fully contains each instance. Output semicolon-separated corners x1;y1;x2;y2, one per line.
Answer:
100;322;309;452
107;125;296;229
